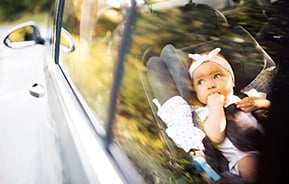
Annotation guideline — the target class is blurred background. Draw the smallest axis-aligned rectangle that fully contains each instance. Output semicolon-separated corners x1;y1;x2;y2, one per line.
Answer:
0;0;50;25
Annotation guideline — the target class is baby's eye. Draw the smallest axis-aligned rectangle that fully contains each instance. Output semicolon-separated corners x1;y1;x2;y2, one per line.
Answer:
214;74;221;79
197;79;204;85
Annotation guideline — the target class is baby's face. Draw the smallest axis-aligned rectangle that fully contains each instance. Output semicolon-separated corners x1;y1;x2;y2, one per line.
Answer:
192;61;234;104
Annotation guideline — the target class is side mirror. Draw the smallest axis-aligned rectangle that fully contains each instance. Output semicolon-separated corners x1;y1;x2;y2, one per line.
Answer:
3;21;45;49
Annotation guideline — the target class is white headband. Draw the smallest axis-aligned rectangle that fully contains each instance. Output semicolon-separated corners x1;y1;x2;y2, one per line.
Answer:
188;48;235;82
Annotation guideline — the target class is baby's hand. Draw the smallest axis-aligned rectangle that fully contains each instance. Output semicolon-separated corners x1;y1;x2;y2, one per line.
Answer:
235;96;271;112
207;93;225;108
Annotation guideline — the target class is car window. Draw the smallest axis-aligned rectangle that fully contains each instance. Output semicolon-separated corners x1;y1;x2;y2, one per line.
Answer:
60;0;124;127
111;2;233;183
110;1;288;183
57;0;288;183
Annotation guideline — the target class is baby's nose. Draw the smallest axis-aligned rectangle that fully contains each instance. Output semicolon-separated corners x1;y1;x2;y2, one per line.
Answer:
207;80;216;89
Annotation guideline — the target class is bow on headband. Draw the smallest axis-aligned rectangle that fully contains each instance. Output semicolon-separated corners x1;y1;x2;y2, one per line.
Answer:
188;48;235;82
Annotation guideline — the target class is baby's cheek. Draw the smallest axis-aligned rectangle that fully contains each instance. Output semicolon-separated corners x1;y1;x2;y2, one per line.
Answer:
199;94;208;105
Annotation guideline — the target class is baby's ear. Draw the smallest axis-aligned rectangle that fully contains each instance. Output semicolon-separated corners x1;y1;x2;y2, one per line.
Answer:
232;79;235;87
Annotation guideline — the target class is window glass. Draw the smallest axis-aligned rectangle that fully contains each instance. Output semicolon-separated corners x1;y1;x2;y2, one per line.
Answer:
60;0;124;126
111;3;230;183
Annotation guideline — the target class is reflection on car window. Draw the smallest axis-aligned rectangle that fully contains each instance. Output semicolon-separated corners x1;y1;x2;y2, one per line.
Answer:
60;0;124;126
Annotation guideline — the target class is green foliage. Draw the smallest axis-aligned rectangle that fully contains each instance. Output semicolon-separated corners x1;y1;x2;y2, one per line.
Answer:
0;0;51;22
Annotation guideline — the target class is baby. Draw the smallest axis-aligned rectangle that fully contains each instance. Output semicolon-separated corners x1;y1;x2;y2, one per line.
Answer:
157;48;270;183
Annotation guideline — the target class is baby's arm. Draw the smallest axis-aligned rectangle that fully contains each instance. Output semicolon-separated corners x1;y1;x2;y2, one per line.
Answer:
203;93;226;143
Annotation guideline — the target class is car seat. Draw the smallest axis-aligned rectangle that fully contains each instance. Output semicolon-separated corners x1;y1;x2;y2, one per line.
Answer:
145;26;277;183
